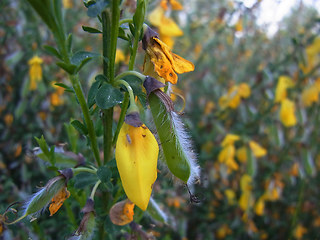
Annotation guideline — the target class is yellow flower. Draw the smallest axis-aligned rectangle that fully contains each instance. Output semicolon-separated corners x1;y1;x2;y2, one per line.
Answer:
249;141;267;158
148;6;183;49
294;224;307;239
289;162;299;177
28;55;43;90
216;224;232;239
144;37;194;84
274;76;294;103
4;113;14;126
235;18;243;32
115;123;159;210
204;101;215;115
239;191;253;212
236;146;247;163
300;37;320;74
280;98;297;127
62;0;73;9
50;83;65;107
301;85;319;107
160;0;183;11
115;49;126;64
224;189;236;205
221;134;240;146
218;144;239;171
149;6;183;37
254;196;265;216
240;174;252;192
49;187;70;216
219;83;251;109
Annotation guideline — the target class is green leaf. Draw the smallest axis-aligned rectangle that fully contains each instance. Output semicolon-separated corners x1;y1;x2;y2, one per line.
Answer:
82;26;102;34
147;198;168;223
66;33;73;53
54;83;74;93
71;51;100;66
118;27;129;41
49;145;56;165
74;172;99;189
97;166;112;183
95;83;123;109
133;0;145;32
88;81;101;108
95;74;108;82
35;135;50;161
43;45;62;59
129;23;135;36
56;61;77;74
87;0;109;18
71;120;88;135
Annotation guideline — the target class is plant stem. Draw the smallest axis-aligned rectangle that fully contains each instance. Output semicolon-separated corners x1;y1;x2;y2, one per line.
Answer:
112;92;129;145
114;70;146;82
128;28;140;71
72;167;97;175
115;80;136;104
90;180;102;199
70;75;101;166
119;18;133;26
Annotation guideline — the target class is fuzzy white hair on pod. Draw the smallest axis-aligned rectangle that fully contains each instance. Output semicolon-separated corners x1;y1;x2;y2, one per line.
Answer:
22;187;48;218
170;111;200;185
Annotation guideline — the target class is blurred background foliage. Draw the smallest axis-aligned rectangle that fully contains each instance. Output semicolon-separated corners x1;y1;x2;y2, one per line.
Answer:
1;0;320;239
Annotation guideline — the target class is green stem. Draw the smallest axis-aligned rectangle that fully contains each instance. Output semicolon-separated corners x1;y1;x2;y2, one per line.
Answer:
70;75;101;166
288;178;305;240
72;167;97;175
5;214;27;225
114;80;136;104
90;180;102;199
128;28;140;71
119;18;133;26
112;93;130;145
109;0;120;83
114;70;146;82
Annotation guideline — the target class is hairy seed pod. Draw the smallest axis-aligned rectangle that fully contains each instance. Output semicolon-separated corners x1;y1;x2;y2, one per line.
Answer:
148;92;199;184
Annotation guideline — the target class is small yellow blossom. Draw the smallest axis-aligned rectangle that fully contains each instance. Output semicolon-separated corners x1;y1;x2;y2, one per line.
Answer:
289;162;299;177
50;83;65;107
280;98;297;127
144;37;194;84
204;101;215;115
254;196;265;216
235;18;243;32
160;0;183;10
219;83;251;109
301;85;319;107
4;113;14;126
49;187;70;216
216;224;232;239
62;0;73;9
115;49;126;64
249;141;267;158
240;174;252;192
294;224;307;239
274;76;294;103
239;191;253;212
224;189;236;205
221;134;240;147
300;37;320;74
236;146;247;163
218;144;239;171
28;55;43;90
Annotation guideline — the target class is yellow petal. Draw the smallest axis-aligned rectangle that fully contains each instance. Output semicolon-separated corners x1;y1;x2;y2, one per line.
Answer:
170;0;183;10
249;141;267;158
236;146;247;163
274;76;294;103
301;85;319;107
221;134;240;147
158;15;183;37
254;197;265;216
49;187;70;216
153;38;194;74
115;123;159;210
240;174;252;192
148;6;164;27
238;83;251;98
280;98;297;127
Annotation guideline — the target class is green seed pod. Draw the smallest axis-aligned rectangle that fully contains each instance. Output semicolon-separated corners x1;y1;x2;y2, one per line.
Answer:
144;77;199;184
24;176;66;217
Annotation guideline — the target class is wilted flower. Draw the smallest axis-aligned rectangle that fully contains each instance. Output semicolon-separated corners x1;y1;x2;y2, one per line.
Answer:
109;199;135;226
143;28;194;84
28;55;43;90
